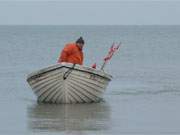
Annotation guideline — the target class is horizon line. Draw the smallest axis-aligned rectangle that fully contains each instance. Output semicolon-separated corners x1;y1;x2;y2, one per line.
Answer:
0;24;180;26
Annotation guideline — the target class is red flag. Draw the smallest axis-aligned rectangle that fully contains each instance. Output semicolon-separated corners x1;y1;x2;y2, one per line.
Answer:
104;43;121;62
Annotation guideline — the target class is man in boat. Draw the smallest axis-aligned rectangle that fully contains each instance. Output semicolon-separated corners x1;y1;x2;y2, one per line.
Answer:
58;37;84;65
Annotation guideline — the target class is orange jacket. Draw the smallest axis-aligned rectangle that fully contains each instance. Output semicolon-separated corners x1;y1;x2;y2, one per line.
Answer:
58;43;84;65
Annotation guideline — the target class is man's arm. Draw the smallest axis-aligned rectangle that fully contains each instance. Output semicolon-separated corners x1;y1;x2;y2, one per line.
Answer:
80;53;84;65
58;44;72;63
58;51;68;63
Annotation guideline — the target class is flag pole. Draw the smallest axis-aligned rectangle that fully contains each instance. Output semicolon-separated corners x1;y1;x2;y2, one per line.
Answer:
100;61;106;70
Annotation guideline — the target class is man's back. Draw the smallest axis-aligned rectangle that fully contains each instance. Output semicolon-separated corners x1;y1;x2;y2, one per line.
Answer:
58;43;84;65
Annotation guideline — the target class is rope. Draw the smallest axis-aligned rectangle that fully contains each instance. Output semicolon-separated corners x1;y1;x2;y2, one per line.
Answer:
63;64;76;80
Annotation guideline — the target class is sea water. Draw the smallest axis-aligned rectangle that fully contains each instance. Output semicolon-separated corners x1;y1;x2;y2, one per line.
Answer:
0;25;180;135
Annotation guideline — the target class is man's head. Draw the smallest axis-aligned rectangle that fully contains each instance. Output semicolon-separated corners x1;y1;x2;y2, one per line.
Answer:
76;37;85;50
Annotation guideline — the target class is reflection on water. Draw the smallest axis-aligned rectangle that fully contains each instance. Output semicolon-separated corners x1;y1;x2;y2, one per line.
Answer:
27;102;111;132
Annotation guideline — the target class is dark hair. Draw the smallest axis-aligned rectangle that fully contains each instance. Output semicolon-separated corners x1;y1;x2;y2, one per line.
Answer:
76;37;85;44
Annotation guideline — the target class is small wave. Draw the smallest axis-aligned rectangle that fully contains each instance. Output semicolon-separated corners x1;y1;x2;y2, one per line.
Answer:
108;89;180;96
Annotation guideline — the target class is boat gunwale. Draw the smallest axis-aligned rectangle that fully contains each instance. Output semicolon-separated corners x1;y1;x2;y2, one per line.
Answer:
27;64;112;82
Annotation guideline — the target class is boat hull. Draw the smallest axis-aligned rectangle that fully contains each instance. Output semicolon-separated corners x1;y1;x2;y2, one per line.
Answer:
27;63;112;103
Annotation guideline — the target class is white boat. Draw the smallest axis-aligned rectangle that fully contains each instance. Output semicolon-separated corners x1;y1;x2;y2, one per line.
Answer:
27;63;112;104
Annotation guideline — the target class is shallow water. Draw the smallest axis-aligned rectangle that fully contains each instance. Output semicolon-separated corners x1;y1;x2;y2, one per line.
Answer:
0;25;180;135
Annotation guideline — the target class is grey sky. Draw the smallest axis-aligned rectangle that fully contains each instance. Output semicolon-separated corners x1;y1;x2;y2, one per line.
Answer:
0;1;180;25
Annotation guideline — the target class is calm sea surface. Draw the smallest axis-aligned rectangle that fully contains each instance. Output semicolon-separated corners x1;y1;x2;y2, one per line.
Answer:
0;25;180;135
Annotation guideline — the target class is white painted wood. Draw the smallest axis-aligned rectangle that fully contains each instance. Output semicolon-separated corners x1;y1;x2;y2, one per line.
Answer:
27;63;112;103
